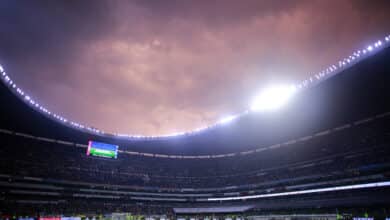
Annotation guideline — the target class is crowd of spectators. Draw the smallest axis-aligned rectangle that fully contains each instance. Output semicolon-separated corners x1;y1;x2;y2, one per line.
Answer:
0;116;389;190
0;115;389;216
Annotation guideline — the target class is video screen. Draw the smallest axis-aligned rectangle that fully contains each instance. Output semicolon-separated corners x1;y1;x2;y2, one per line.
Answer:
87;141;118;159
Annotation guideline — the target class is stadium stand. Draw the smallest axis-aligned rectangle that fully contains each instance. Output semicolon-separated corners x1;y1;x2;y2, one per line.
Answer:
0;38;390;217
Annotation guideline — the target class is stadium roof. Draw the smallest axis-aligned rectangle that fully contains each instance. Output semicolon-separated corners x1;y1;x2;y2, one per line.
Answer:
0;36;390;155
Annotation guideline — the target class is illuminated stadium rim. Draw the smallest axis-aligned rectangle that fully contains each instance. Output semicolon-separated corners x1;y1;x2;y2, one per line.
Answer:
0;111;388;160
0;34;389;139
206;180;390;201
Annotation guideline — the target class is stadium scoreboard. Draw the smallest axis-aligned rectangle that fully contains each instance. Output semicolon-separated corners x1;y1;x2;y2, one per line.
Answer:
87;141;118;159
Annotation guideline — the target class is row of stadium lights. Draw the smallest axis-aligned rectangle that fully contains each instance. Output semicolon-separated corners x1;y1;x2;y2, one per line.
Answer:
0;35;389;139
297;37;388;89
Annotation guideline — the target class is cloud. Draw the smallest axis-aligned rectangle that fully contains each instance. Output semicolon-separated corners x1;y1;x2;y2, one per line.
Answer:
0;0;389;135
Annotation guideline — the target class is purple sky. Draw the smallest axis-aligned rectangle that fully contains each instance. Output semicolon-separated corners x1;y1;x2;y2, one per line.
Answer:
0;0;389;135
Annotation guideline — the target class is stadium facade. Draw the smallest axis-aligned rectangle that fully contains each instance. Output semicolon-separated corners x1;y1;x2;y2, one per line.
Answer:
0;37;390;218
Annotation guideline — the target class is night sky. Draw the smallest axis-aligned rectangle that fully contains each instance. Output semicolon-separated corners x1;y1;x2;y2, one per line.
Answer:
0;0;389;136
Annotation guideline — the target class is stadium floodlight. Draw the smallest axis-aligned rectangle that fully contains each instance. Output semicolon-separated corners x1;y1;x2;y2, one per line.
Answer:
367;45;373;51
219;115;237;124
251;85;297;112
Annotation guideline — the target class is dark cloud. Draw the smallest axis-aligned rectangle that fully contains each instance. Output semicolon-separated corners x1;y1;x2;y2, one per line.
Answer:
0;1;110;41
0;0;389;135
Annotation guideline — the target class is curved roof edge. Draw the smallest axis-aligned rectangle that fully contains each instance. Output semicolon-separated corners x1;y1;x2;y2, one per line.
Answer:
0;34;389;140
1;111;388;159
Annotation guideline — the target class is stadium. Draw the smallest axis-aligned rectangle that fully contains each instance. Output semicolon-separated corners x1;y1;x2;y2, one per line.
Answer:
2;0;390;218
0;32;390;219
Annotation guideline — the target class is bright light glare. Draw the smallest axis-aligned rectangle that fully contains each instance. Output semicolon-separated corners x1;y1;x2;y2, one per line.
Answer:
219;115;237;124
251;85;297;111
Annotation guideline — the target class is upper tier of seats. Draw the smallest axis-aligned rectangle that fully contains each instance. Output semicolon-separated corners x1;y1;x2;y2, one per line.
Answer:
1;113;389;190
